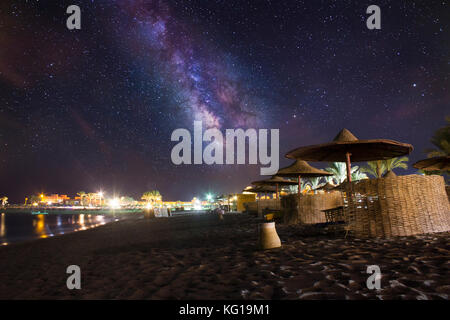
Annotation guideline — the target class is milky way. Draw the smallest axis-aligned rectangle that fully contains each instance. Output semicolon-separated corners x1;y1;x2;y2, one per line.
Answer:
116;0;266;128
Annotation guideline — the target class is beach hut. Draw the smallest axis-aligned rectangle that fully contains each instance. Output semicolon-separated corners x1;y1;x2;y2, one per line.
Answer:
285;129;450;238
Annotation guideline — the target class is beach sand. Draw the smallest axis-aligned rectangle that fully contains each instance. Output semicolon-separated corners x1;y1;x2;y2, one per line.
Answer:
0;213;448;300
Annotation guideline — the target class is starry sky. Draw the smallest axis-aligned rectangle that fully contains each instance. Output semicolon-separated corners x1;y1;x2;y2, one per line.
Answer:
0;0;448;202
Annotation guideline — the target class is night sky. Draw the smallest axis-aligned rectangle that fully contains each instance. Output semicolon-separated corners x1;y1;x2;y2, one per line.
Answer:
0;0;448;202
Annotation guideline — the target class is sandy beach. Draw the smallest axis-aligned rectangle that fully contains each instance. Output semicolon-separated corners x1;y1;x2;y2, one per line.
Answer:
0;213;448;300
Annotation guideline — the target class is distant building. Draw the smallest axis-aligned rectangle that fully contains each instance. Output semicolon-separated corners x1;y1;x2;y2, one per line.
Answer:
41;194;70;205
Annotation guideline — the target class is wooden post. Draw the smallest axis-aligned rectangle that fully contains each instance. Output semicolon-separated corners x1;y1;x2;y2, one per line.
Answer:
298;175;301;195
346;152;352;183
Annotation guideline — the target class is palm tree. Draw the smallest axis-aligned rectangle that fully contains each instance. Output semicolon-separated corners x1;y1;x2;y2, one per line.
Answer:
308;177;324;190
150;190;161;204
361;160;385;178
285;185;298;194
141;191;152;203
325;162;347;184
29;195;40;205
142;190;161;204
352;170;368;181
0;196;8;206
362;157;409;178
325;162;367;184
427;116;450;157
77;191;86;206
384;156;408;172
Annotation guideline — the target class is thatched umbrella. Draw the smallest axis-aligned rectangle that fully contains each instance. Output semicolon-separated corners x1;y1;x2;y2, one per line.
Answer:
242;185;276;193
275;160;332;195
285;128;413;183
413;156;450;172
251;176;297;200
243;185;277;200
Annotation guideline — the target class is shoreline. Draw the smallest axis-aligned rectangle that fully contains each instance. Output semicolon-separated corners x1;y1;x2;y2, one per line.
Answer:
2;207;143;214
0;213;448;299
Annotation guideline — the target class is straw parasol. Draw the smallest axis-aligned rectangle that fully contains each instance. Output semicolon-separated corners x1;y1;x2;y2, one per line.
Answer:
242;185;277;193
243;185;277;201
413;156;450;172
275;160;332;195
285;128;413;183
251;176;298;200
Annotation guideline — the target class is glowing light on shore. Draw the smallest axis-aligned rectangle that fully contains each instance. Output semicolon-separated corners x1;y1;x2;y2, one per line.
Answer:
109;198;120;209
193;199;202;210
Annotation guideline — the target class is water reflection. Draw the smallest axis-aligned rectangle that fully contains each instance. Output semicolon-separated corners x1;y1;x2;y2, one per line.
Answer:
1;213;5;237
0;212;119;244
79;214;86;230
34;214;47;238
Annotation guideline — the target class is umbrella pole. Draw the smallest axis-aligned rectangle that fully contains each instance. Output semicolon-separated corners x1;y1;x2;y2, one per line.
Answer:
298;175;301;214
276;183;279;200
346;152;352;183
298;175;301;195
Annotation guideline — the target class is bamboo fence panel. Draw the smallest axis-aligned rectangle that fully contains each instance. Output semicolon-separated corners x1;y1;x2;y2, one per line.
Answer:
257;199;281;217
343;175;450;238
281;192;343;224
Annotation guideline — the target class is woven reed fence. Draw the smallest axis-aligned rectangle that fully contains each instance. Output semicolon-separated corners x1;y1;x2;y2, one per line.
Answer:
281;192;343;224
281;195;298;224
244;202;258;215
257;199;281;217
343;175;450;238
